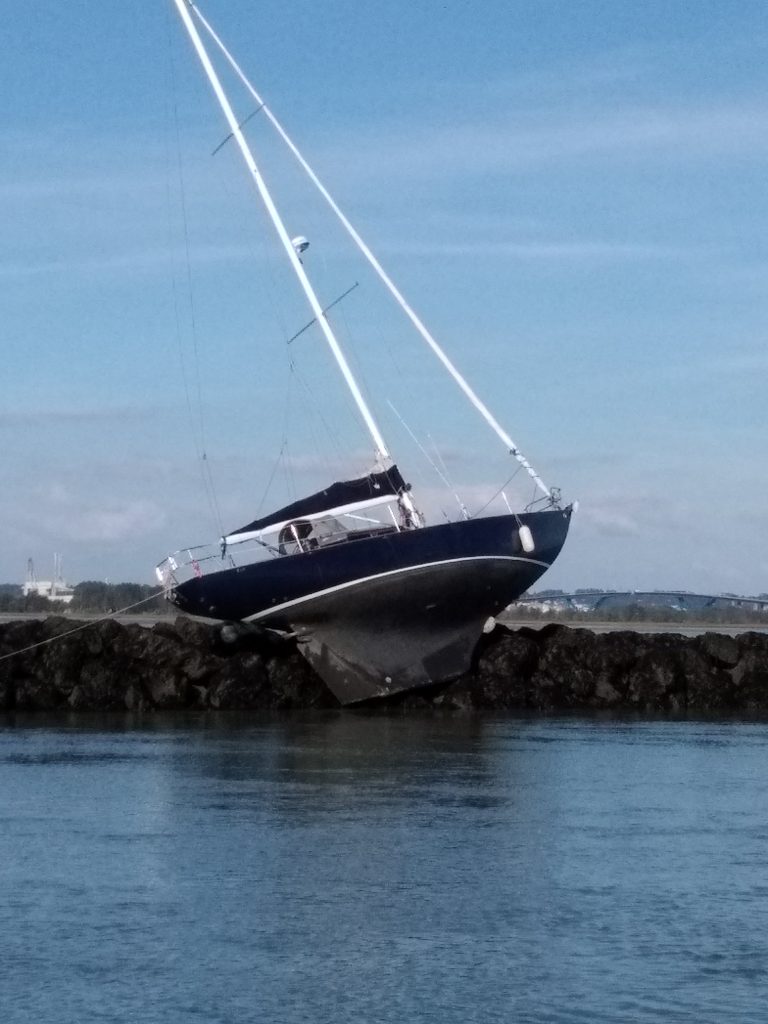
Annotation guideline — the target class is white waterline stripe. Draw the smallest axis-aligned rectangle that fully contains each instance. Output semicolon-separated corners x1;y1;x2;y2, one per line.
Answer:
243;554;550;622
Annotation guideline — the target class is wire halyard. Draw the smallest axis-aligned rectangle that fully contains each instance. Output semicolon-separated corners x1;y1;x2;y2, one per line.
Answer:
166;19;224;538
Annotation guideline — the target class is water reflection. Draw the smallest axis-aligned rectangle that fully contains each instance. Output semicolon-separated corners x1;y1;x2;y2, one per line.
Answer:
171;713;501;818
2;714;768;1023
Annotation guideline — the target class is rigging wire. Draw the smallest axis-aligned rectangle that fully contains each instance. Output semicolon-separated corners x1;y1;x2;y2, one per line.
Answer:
387;401;467;519
335;296;387;446
470;465;524;520
428;434;456;492
176;4;543;525
212;134;353;511
254;439;288;519
288;355;348;475
524;485;556;512
229;148;298;514
165;14;224;536
284;234;380;470
188;0;554;501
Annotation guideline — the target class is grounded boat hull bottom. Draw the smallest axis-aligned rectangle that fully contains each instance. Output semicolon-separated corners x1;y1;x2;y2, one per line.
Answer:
170;510;571;704
259;556;543;704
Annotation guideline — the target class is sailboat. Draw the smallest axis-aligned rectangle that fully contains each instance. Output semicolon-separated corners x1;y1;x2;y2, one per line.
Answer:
157;0;573;704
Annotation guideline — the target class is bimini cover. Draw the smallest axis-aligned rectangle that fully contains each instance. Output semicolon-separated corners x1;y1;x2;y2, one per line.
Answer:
228;465;406;538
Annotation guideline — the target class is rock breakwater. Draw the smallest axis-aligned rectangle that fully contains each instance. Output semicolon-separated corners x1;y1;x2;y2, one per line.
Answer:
1;617;767;713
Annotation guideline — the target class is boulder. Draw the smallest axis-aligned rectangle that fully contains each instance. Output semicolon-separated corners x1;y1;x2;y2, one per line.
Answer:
697;632;740;669
731;649;768;711
0;617;767;713
450;626;539;709
265;651;337;709
208;653;268;709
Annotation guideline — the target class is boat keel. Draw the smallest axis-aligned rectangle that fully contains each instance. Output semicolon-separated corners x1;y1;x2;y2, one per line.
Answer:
261;555;543;704
297;619;483;704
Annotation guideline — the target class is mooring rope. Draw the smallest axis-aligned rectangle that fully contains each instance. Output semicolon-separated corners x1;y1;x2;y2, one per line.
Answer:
0;592;169;664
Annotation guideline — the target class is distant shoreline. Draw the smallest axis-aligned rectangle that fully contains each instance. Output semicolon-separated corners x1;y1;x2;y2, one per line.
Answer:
499;616;768;637
2;609;767;638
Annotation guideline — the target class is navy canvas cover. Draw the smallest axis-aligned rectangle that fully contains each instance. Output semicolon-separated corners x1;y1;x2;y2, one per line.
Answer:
229;465;406;537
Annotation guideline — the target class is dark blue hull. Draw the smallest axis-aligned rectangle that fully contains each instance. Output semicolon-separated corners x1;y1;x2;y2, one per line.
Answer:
171;508;571;703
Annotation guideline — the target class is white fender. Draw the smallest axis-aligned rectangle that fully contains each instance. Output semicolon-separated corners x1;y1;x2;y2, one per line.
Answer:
519;525;535;553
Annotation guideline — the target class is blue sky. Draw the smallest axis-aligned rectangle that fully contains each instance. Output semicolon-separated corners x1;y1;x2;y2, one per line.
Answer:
2;1;767;593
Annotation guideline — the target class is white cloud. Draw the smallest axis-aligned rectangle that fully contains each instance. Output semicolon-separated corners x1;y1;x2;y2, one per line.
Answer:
701;351;768;374
69;502;165;543
17;482;165;545
0;406;147;426
0;242;261;282
578;505;642;537
378;239;690;262
314;98;768;194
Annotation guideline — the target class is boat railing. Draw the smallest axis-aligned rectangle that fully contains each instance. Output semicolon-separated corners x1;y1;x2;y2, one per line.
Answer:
155;504;402;589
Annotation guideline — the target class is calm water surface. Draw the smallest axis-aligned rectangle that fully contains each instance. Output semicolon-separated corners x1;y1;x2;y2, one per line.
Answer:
1;712;767;1023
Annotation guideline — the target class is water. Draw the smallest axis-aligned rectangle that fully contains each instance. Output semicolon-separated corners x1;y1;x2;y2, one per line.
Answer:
2;712;767;1023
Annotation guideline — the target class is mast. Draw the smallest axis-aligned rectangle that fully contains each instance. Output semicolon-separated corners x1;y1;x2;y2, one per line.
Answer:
188;1;552;502
171;0;391;466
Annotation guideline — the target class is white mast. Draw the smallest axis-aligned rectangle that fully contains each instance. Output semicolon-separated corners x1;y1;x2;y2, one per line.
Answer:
171;0;391;465
188;1;552;502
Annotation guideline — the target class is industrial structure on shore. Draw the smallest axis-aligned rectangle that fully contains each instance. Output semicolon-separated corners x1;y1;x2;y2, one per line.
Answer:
22;556;74;605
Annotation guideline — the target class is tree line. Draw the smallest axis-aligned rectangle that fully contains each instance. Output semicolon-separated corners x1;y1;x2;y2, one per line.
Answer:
0;582;166;614
510;603;768;626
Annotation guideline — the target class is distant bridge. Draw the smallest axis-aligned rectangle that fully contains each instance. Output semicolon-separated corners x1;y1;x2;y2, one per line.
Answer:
520;591;768;613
